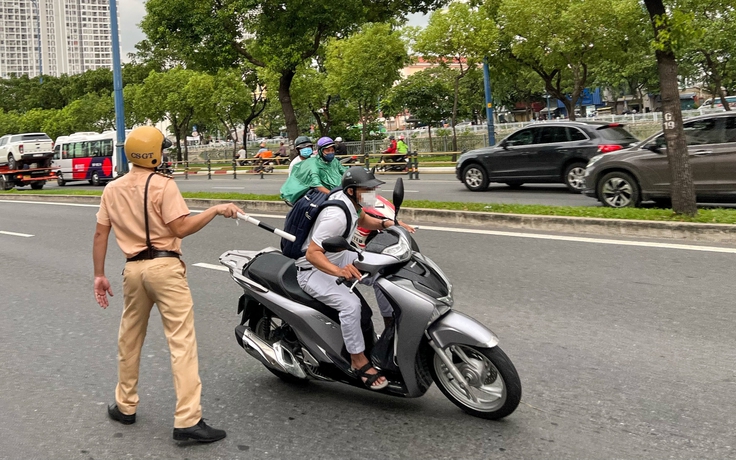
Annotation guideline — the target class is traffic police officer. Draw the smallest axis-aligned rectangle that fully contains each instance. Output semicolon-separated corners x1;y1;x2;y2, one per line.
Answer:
92;126;243;443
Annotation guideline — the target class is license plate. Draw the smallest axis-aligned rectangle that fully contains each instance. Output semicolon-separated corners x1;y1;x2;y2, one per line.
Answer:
34;154;43;157
23;175;31;180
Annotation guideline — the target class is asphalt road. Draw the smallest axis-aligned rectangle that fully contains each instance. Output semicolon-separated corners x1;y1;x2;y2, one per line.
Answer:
38;172;598;207
1;199;735;459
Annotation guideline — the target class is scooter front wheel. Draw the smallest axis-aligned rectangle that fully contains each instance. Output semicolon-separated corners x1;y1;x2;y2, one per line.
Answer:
430;344;521;420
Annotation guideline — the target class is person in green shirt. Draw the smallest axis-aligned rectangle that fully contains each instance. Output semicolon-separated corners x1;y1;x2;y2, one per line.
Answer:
396;135;409;155
280;136;347;205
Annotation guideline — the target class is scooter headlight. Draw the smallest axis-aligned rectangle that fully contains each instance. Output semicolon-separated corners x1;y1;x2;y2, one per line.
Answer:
381;234;411;262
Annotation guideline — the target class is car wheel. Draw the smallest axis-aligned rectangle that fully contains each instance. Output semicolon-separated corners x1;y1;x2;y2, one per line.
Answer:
57;172;66;186
7;154;17;170
30;181;44;190
91;172;101;186
0;175;12;190
563;162;587;193
462;164;489;191
598;171;641;208
504;182;524;189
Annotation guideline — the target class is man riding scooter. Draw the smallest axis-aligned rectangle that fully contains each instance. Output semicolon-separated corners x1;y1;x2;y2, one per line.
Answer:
295;166;414;390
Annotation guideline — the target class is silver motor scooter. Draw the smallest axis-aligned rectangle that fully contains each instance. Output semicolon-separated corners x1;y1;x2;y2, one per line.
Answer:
220;179;521;419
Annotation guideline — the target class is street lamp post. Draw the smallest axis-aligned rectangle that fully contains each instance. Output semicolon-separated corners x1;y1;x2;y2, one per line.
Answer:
109;0;128;174
482;57;495;146
31;0;42;82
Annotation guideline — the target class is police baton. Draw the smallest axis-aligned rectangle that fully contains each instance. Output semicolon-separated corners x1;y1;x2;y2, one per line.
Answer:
237;213;295;242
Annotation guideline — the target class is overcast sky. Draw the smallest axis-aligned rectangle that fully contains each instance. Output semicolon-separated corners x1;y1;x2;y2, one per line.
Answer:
117;0;428;59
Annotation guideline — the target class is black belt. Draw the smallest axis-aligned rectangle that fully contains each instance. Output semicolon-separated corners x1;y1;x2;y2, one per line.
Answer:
296;266;312;272
127;250;181;262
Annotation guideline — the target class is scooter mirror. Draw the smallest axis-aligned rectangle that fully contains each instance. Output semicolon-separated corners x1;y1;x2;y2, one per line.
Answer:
322;236;355;253
393;178;404;221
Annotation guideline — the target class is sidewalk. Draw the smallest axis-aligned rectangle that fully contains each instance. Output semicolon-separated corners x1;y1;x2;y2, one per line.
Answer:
2;194;735;244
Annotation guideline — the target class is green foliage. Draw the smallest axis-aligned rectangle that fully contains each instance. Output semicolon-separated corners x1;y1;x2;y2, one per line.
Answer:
326;23;409;148
385;67;454;127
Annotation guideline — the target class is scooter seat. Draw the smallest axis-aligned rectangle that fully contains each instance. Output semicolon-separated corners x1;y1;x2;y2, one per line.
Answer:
245;252;340;323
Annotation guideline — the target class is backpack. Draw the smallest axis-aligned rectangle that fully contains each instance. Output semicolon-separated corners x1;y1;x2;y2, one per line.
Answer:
280;187;352;259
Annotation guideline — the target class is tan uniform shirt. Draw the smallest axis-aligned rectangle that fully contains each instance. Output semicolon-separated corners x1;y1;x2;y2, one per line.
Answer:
96;166;190;259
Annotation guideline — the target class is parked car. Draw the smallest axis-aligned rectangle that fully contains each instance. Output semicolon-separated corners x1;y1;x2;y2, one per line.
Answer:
0;132;54;170
583;112;736;207
456;121;639;193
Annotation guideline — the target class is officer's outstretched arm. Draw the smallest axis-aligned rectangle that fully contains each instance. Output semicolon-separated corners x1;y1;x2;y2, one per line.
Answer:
167;203;244;238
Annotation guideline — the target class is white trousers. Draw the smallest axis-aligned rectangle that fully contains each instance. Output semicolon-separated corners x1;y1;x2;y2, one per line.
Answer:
297;251;393;355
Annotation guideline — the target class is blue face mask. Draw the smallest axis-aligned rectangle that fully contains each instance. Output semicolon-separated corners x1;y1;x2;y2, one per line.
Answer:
299;147;313;158
322;153;335;162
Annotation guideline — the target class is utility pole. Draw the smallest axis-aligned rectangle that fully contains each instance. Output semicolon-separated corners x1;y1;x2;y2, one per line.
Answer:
483;57;495;146
109;0;128;174
31;0;42;83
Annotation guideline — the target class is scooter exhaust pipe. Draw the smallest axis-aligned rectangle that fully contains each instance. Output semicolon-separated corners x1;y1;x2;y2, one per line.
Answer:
235;325;289;373
235;325;307;378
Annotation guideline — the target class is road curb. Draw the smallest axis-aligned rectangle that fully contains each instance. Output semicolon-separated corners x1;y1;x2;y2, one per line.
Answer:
2;194;735;243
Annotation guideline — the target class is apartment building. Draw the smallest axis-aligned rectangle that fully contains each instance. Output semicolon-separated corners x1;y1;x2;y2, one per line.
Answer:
0;0;117;78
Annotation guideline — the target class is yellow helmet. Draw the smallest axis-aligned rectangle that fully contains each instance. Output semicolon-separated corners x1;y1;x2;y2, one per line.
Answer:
124;126;172;168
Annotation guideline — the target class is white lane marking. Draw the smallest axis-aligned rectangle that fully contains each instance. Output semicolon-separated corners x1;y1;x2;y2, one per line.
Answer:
0;230;34;237
3;200;736;254
419;225;736;254
0;199;100;208
193;262;229;272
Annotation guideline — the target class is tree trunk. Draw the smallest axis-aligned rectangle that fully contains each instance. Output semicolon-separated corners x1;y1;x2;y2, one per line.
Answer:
278;69;298;143
428;125;433;153
452;73;460;152
645;0;697;216
170;114;182;162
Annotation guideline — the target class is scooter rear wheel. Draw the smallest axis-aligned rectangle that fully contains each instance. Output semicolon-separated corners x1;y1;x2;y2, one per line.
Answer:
430;344;521;420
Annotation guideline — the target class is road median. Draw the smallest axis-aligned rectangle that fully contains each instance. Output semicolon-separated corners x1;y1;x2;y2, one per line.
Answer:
3;193;735;244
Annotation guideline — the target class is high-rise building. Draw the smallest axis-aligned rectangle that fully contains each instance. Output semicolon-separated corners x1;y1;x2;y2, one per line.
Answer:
0;0;118;78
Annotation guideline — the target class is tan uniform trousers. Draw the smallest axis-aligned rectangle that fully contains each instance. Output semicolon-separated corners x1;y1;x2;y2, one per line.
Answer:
116;257;202;428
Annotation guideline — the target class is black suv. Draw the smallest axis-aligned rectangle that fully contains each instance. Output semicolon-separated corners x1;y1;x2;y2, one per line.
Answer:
456;121;639;192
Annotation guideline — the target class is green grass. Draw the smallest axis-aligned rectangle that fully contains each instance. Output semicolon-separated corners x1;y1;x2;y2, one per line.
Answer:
3;188;736;224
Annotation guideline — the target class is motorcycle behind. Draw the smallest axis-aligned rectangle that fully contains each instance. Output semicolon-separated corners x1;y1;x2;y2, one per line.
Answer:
220;179;522;420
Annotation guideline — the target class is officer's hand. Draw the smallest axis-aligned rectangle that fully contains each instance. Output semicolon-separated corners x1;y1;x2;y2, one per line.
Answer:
94;276;113;309
337;263;362;281
215;203;245;219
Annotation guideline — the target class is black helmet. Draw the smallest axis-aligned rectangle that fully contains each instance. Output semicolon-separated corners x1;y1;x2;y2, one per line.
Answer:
294;135;312;149
342;166;385;191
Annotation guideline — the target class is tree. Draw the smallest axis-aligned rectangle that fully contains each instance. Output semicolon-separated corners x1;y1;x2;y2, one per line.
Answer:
643;0;697;215
384;67;454;152
325;23;409;155
413;2;497;150
135;68;211;161
211;68;267;157
679;0;736;110
493;0;638;120
140;0;445;144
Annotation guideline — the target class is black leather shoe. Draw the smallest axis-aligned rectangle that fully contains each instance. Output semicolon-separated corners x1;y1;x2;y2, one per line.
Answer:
173;419;226;443
108;404;136;425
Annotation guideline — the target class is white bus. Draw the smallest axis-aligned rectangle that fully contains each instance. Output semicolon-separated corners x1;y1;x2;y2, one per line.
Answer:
52;131;121;186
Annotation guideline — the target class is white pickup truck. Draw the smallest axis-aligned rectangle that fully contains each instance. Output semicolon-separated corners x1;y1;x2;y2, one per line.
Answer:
0;132;54;170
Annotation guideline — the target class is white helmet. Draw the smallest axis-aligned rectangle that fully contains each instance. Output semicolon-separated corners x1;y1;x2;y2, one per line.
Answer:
335;137;343;142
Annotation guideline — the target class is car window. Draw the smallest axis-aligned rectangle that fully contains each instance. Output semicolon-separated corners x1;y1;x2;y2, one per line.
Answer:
11;135;22;143
21;133;51;142
506;128;536;146
0;137;7;147
683;118;721;145
567;127;588;141
538;127;568;144
598;126;637;142
723;116;736;143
